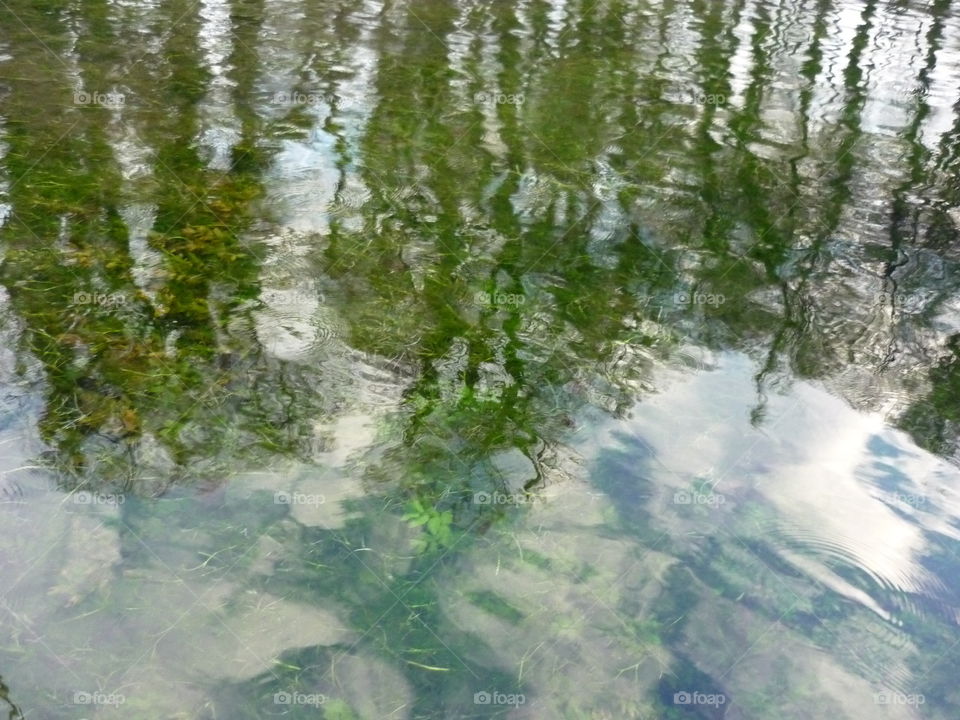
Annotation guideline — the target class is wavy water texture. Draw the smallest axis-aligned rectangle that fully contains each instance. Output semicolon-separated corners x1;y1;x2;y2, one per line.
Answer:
0;0;959;717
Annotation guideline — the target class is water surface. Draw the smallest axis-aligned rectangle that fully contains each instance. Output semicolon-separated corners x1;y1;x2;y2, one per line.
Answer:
1;0;960;717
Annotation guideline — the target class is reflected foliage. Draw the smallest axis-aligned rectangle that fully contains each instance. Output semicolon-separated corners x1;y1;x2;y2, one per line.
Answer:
0;0;959;717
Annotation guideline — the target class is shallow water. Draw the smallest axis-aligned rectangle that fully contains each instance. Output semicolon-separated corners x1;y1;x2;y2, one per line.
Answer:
1;0;960;717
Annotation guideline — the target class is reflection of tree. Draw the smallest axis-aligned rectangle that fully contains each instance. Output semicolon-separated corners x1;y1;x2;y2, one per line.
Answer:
899;335;960;457
2;0;952;490
1;0;147;470
1;0;960;715
0;0;289;484
315;0;687;520
300;1;960;713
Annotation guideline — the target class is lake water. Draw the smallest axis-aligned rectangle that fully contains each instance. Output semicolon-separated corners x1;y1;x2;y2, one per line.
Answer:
1;0;960;717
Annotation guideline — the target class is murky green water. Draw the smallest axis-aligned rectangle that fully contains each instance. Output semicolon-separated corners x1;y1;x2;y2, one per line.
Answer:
1;0;960;717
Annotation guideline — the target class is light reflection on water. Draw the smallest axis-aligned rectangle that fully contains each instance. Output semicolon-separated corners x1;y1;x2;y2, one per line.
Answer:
0;0;959;716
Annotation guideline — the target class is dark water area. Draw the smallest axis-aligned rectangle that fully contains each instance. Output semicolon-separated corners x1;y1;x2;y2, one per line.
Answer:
1;0;960;717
